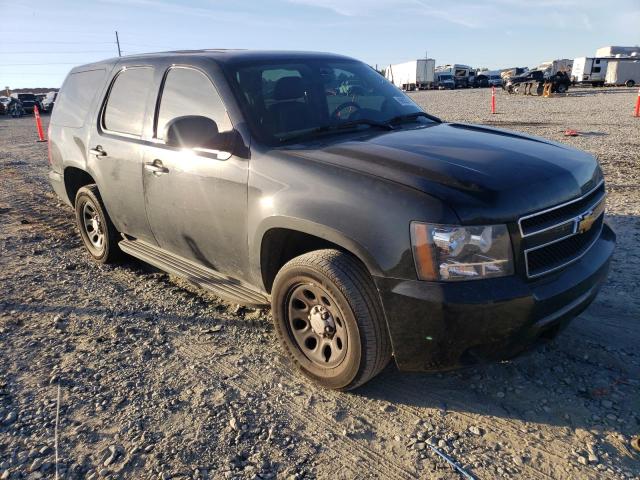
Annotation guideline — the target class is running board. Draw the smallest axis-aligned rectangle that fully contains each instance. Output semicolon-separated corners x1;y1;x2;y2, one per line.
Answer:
119;238;269;307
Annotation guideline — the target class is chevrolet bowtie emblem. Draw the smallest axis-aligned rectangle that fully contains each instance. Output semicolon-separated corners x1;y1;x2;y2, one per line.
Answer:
577;210;597;233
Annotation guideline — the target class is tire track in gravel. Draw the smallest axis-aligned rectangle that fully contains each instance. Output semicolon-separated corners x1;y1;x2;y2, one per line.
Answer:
0;167;73;238
266;357;565;480
176;341;420;480
181;341;561;480
265;351;628;480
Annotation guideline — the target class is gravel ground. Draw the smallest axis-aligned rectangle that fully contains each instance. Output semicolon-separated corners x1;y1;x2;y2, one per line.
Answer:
1;87;639;480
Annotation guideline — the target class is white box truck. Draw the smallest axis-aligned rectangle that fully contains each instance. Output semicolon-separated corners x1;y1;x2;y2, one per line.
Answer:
605;60;640;87
386;59;435;91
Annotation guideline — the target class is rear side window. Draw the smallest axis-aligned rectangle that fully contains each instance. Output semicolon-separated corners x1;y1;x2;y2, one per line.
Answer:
103;67;154;136
51;69;106;128
156;67;232;139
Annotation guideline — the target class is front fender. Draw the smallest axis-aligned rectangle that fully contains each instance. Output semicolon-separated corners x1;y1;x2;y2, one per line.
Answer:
246;148;459;290
251;215;384;287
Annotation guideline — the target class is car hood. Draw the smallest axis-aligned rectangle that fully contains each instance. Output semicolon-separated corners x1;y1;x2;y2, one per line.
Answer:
285;123;602;224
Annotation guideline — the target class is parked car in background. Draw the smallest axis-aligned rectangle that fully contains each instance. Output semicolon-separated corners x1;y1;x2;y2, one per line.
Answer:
505;69;570;94
35;94;45;112
10;93;36;113
0;96;10;115
436;64;472;88
41;91;58;112
435;73;455;89
473;74;489;88
48;50;614;390
488;75;503;87
500;67;528;89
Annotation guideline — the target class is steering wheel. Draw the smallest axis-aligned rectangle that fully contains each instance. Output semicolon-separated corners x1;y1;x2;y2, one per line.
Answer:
331;101;362;120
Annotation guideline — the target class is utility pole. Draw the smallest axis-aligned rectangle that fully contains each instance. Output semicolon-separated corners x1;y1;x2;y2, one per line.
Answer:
115;31;122;57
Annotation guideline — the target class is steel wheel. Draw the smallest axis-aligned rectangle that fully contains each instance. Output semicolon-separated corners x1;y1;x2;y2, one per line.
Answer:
271;249;391;390
74;185;122;264
81;201;105;251
287;283;348;368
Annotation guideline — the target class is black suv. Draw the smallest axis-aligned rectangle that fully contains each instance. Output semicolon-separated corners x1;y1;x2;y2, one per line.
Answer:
11;92;37;113
48;50;615;390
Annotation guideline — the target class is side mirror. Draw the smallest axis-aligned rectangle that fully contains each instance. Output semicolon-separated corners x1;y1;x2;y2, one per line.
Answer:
164;115;231;153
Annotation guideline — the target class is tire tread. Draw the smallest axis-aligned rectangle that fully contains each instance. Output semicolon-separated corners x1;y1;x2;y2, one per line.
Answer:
273;249;391;390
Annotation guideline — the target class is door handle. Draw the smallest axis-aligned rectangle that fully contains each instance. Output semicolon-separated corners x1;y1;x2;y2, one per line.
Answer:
89;145;107;157
144;160;169;175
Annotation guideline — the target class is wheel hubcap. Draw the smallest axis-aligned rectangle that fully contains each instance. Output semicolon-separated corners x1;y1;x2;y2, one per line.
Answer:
82;201;105;251
287;283;347;368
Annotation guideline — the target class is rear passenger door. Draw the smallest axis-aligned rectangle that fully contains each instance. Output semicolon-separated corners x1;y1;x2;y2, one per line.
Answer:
88;65;157;244
142;66;249;280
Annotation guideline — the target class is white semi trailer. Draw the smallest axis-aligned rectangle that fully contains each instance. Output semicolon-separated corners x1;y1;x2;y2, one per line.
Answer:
386;59;435;91
605;60;640;87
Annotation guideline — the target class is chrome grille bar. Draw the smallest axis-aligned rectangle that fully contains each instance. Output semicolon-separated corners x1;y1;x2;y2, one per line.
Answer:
520;181;606;279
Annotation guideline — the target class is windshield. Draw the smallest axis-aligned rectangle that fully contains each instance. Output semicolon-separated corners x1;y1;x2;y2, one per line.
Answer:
439;75;453;80
224;58;434;145
18;94;35;100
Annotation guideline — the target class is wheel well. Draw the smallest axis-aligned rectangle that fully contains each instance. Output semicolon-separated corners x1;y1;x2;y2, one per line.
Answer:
261;228;346;293
64;167;95;206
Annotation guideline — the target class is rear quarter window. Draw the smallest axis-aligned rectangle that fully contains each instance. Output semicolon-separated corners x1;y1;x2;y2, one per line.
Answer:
52;69;106;128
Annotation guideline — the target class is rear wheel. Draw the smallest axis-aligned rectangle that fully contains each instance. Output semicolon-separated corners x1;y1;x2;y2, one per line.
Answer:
626;80;635;88
75;185;122;264
556;83;568;94
271;249;391;390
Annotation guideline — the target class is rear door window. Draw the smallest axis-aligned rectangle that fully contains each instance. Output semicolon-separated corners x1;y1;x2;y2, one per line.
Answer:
103;67;154;136
51;69;106;128
156;67;232;140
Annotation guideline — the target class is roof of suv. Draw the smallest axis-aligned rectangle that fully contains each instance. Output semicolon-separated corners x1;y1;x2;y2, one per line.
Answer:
73;50;355;70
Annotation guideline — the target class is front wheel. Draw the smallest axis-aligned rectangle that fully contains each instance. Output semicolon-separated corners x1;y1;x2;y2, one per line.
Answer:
626;80;635;88
271;249;391;391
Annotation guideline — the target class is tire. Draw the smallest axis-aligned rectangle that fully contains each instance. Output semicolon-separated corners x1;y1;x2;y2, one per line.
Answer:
74;185;122;264
626;80;635;88
556;83;568;94
271;249;392;391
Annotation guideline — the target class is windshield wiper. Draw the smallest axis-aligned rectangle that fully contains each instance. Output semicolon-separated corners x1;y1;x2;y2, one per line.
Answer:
386;111;442;125
278;118;394;143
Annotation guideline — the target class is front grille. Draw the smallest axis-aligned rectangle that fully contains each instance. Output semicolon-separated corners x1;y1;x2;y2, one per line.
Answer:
519;181;605;279
520;182;605;237
526;215;603;277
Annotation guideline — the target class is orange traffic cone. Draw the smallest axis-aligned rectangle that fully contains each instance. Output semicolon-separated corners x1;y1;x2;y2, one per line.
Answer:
34;105;46;142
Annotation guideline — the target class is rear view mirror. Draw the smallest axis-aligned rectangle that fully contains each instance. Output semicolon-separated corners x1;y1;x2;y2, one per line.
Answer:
164;115;234;155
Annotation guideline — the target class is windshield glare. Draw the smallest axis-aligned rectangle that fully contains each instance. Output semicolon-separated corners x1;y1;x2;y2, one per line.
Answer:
225;59;431;144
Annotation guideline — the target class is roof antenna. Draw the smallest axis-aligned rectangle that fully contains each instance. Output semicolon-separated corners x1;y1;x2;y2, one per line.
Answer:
115;31;122;57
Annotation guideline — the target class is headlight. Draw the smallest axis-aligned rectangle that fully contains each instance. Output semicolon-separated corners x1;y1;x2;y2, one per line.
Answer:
410;222;514;281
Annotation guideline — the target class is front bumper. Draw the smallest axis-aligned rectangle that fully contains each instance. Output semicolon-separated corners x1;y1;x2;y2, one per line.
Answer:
374;222;615;371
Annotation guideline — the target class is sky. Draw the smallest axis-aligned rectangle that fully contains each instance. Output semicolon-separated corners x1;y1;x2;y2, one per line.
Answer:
1;0;639;88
